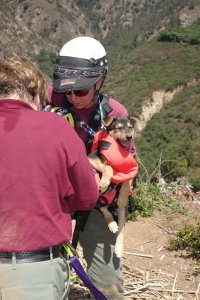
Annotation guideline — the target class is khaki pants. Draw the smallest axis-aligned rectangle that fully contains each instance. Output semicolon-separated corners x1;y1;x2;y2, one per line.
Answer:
0;256;70;300
79;209;124;300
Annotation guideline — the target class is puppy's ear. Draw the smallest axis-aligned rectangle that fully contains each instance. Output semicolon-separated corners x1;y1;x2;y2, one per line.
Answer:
129;113;141;127
102;116;115;127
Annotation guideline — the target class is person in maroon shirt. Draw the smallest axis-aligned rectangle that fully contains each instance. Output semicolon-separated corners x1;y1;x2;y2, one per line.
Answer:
47;36;138;300
0;56;98;300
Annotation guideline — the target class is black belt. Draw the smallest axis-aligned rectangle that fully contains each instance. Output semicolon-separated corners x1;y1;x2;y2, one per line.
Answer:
0;245;61;263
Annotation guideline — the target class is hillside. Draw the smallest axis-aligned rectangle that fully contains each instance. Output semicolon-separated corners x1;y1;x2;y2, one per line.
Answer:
103;41;200;112
0;0;200;186
137;82;200;184
0;0;93;57
1;0;199;57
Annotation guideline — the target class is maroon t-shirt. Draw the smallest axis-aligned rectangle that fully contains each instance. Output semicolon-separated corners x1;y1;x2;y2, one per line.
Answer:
0;99;98;251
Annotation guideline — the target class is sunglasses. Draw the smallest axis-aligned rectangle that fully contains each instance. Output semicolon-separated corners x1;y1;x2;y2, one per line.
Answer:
66;87;91;97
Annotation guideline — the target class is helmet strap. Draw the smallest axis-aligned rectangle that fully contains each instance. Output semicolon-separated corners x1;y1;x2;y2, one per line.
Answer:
95;75;105;92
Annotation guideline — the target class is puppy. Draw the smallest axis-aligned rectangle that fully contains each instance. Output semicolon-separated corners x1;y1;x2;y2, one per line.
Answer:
88;115;139;258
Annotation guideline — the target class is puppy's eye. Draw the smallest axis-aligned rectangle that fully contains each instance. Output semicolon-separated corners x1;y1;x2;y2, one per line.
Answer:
114;127;123;131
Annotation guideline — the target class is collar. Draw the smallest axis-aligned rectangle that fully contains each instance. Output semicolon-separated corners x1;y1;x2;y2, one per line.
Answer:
0;99;34;110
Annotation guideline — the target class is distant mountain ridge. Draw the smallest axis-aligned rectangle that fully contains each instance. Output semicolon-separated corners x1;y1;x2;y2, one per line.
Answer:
1;0;199;58
0;0;93;57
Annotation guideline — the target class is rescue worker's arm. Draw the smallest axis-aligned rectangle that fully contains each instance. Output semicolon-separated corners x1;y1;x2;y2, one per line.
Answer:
66;143;99;212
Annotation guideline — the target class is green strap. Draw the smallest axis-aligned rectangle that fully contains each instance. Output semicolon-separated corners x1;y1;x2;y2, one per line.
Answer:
62;243;79;281
62;243;74;258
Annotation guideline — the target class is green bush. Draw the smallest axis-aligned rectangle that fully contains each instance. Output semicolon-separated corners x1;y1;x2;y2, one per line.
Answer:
32;50;56;78
189;177;200;192
157;25;200;45
128;182;182;221
169;222;200;259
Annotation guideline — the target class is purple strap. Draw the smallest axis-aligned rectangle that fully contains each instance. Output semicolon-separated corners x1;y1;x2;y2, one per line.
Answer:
69;256;108;300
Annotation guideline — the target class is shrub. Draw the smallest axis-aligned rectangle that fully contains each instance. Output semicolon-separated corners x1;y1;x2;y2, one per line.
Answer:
157;25;200;45
33;50;56;78
169;222;200;259
189;177;200;192
128;182;182;221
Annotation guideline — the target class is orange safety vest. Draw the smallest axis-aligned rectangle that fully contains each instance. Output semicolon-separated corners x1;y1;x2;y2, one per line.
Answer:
91;130;139;185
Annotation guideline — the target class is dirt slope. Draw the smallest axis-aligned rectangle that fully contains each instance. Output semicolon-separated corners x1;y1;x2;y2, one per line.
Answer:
69;199;200;299
123;202;200;299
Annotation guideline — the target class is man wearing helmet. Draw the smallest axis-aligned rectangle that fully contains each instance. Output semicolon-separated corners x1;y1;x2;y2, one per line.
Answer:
47;36;133;300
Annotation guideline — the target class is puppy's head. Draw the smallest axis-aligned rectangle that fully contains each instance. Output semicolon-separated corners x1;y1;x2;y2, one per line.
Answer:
102;115;139;143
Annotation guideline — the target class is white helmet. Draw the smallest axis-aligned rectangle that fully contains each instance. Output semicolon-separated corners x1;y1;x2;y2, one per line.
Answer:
53;36;108;92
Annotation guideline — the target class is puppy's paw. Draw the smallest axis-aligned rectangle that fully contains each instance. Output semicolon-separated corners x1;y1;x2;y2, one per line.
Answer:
99;178;110;190
108;221;119;233
115;245;123;258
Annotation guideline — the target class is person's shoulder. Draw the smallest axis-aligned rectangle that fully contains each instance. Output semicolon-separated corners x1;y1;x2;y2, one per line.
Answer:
38;110;83;147
107;96;128;116
37;109;72;132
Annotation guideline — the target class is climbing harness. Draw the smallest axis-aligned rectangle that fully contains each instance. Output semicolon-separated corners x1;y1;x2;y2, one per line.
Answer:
44;94;111;139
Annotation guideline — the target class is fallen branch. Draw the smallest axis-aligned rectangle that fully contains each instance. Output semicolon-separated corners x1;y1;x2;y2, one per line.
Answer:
123;251;153;258
132;282;165;292
171;272;178;299
196;282;200;300
134;240;156;247
157;224;174;234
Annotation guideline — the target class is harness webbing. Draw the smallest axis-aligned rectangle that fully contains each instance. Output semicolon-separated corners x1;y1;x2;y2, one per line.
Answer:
78;95;105;138
43;96;106;139
79;120;96;138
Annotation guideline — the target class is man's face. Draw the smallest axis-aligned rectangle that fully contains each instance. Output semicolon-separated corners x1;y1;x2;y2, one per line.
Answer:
66;86;96;109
